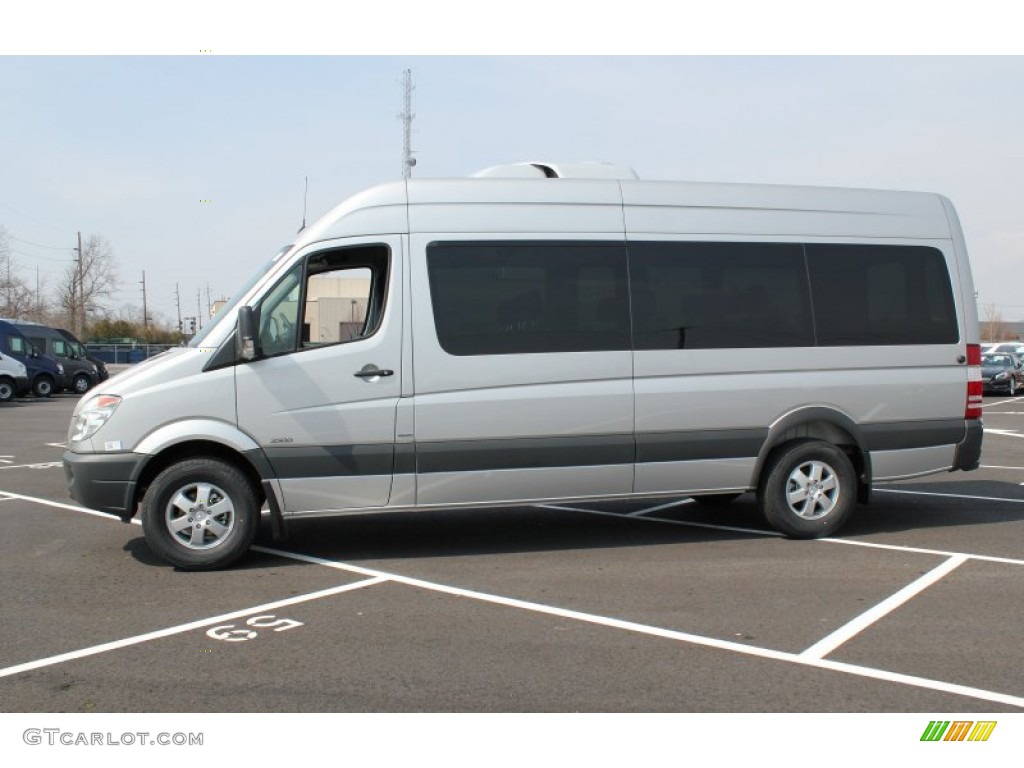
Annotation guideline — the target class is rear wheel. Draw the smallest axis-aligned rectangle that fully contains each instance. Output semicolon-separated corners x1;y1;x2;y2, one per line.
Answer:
0;377;14;403
759;440;856;539
33;375;55;398
141;458;260;570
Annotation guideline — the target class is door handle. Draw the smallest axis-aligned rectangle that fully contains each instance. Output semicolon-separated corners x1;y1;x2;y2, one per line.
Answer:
354;366;394;379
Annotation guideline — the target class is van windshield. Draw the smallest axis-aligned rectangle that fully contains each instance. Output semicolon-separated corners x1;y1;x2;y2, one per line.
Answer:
189;245;294;348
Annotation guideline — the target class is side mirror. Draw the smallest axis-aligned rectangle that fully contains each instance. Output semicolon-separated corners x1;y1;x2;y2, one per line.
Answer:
236;306;258;361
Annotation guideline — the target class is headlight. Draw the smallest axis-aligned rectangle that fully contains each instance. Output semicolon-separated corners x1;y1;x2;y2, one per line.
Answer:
995;372;1008;380
90;364;98;374
70;394;122;442
57;363;64;374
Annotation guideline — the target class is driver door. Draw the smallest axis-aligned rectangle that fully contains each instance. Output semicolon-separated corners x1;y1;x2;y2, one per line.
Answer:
235;238;402;512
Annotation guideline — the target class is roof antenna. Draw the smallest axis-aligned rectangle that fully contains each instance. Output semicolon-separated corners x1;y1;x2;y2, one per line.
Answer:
298;176;308;233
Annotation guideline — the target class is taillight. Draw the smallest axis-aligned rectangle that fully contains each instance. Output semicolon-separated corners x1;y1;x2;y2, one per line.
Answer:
965;343;983;420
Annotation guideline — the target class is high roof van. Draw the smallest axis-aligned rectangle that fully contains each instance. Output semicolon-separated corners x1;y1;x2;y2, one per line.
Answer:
0;319;65;397
0;348;28;403
5;320;100;394
63;162;983;570
55;328;109;382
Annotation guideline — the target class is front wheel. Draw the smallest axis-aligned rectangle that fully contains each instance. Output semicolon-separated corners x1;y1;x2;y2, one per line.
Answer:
33;375;55;398
758;440;856;539
72;373;92;394
0;377;14;403
141;458;260;570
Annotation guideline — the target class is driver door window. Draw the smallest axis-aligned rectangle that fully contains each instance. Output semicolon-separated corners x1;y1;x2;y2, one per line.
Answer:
257;245;389;358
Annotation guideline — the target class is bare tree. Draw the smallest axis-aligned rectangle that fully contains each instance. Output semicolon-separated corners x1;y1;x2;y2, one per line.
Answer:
981;302;1007;343
57;234;118;336
0;226;36;319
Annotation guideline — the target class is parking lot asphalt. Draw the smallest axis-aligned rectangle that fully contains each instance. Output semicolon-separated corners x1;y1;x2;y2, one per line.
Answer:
0;392;1022;713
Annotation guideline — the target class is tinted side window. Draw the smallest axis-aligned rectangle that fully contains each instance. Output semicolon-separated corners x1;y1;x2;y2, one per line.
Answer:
629;242;814;349
427;241;630;355
806;245;957;345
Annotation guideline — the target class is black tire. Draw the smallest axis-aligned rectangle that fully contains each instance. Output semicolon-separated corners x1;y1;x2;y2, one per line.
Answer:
691;493;742;507
33;375;55;398
758;440;856;539
72;373;92;394
0;377;14;403
140;458;260;570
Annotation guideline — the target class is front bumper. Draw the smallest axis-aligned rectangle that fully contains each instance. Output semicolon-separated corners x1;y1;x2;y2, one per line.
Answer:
63;450;146;521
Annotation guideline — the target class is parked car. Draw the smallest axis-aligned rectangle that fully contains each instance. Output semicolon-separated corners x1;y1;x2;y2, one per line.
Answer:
0;319;65;397
980;353;1024;396
986;342;1024;358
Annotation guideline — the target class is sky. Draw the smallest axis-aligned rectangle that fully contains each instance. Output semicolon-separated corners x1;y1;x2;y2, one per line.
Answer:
2;6;1024;326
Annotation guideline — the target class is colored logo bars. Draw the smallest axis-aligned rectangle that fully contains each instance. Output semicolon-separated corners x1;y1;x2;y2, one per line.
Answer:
921;721;997;742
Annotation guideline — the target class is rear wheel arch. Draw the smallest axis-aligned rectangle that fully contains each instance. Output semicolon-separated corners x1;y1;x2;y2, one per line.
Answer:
756;408;871;500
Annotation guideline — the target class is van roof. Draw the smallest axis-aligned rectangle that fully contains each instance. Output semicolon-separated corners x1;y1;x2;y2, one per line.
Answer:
297;163;953;246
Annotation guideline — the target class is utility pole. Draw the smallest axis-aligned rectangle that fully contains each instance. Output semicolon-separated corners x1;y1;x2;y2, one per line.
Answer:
197;289;202;331
175;283;182;336
140;270;149;331
75;231;85;337
399;68;416;179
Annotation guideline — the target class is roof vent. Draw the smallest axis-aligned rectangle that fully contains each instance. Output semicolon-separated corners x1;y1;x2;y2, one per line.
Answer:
473;162;639;180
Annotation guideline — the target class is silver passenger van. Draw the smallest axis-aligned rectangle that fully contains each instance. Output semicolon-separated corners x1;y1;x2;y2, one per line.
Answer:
63;162;984;570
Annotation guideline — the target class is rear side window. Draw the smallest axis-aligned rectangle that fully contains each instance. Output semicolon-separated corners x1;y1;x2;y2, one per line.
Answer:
629;242;814;349
806;244;958;345
427;241;630;355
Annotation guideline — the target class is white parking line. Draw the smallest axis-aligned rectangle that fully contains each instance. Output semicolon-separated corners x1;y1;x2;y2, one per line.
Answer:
0;461;63;471
538;503;780;537
3;489;1024;709
982;398;1017;408
985;428;1024;439
799;555;968;660
875;487;1024;504
0;576;388;681
628;498;695;516
252;544;1024;709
